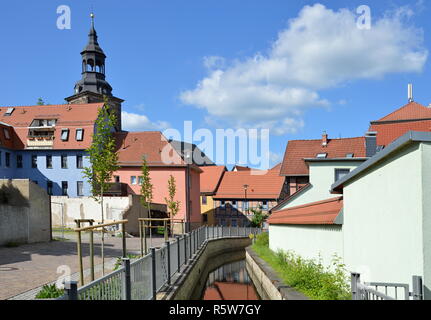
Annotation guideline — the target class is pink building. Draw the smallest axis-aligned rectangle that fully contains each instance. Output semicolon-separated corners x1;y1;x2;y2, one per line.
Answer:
113;131;203;231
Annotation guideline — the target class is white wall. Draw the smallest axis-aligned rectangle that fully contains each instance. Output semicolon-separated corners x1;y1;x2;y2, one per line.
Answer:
51;196;131;228
281;161;362;209
343;142;426;292
269;224;343;267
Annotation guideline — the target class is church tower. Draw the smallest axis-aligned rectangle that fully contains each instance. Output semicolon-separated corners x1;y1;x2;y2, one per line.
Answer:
65;13;123;131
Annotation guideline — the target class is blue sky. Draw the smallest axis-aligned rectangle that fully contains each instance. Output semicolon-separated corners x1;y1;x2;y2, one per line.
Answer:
1;0;431;169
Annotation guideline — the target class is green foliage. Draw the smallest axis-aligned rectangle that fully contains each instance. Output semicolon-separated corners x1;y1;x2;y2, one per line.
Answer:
250;207;266;228
83;99;119;202
252;233;351;300
164;175;180;217
113;254;141;270
36;98;45;106
35;284;64;299
140;156;154;215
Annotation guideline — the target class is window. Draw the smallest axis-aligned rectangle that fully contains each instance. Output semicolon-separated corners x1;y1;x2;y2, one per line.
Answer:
114;176;120;183
76;155;83;169
232;200;237;208
61;155;68;169
76;129;84;141
335;169;350;182
77;181;84;196
16;155;23;168
221;201;225;208
31;155;37;168
243;201;249;211
61;181;68;196
202;196;207;205
262;201;268;210
47;181;53;195
4;107;14;116
5;152;10;167
346;153;354;158
3;128;10;140
138;176;143;185
131;176;137;185
316;153;327;158
46;155;52;169
61;129;69;141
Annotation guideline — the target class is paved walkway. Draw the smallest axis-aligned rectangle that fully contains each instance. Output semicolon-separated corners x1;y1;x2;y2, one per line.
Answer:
0;232;171;300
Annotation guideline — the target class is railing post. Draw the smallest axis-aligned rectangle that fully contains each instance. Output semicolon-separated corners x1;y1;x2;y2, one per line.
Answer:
122;222;127;258
184;234;188;265
351;272;360;300
176;236;181;272
166;241;171;285
122;258;131;300
412;275;423;300
229;226;231;238
151;248;157;300
189;232;192;258
64;281;78;300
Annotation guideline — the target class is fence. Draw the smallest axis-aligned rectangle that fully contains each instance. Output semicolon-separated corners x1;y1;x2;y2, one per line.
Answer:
61;225;261;300
351;273;423;300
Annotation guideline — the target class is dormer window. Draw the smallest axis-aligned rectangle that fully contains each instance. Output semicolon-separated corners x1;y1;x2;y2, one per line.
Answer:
3;128;10;140
76;129;84;141
316;153;327;159
61;129;69;141
4;108;14;116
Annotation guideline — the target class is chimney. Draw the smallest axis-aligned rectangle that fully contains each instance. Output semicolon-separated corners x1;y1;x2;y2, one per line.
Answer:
322;131;328;147
408;83;413;103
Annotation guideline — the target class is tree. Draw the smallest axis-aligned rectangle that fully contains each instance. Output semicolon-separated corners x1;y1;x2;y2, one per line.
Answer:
165;175;180;219
83;99;119;275
250;207;266;228
37;98;45;105
140;156;153;239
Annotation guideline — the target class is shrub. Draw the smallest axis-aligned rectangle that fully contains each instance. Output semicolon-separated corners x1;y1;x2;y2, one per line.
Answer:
252;232;351;300
35;284;64;299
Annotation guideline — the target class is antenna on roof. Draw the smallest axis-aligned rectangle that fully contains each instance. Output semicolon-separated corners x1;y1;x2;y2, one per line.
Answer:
408;83;414;103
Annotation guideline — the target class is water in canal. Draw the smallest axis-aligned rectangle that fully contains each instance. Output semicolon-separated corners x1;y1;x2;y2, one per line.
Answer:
200;259;260;300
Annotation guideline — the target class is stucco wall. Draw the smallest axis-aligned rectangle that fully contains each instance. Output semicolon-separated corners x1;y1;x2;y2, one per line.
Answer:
0;179;50;245
51;195;130;227
269;224;343;267
343;142;425;292
281;161;362;209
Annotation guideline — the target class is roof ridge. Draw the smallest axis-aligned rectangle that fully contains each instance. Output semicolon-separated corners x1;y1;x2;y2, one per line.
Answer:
373;101;428;122
288;136;365;143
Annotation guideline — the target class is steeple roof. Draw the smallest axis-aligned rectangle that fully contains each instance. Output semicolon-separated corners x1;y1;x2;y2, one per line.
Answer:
82;13;105;56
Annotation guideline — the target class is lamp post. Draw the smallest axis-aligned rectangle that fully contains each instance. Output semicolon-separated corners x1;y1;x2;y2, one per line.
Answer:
243;184;249;216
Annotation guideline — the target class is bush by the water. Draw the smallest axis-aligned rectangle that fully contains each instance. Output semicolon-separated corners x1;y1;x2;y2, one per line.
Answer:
35;284;64;299
252;232;351;300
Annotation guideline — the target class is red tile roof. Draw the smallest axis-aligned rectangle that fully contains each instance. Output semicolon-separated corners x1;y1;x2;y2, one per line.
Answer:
372;102;431;122
268;197;343;225
200;166;227;194
213;169;285;200
0;103;103;150
280;137;366;176
115;131;186;167
369;102;431;146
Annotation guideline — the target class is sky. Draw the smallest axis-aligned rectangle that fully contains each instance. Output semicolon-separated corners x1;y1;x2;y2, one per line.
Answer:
1;0;431;169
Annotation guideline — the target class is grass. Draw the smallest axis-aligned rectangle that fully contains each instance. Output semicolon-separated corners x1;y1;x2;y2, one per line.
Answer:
113;254;141;271
35;284;64;299
252;232;351;300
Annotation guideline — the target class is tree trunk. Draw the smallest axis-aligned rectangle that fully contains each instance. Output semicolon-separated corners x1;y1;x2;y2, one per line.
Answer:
148;203;152;248
101;186;105;276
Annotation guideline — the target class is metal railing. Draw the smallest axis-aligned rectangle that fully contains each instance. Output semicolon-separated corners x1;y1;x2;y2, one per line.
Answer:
351;272;423;300
61;226;261;300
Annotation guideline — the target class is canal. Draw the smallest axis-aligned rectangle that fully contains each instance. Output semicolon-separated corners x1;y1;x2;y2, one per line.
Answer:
190;249;260;300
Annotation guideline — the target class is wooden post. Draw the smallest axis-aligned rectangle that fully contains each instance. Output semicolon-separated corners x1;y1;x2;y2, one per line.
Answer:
89;220;95;282
75;220;84;286
139;220;143;257
144;222;148;255
164;219;168;241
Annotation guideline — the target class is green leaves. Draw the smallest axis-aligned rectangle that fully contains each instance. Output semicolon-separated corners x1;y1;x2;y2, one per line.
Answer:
83;99;119;202
140;156;153;210
35;284;64;299
165;175;180;217
250;207;267;228
252;232;351;300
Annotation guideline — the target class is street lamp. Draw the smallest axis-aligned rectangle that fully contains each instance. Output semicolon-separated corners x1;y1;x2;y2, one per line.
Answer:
243;184;249;216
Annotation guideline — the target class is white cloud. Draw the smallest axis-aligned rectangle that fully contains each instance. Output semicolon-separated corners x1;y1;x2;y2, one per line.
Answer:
180;3;428;135
122;111;170;131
